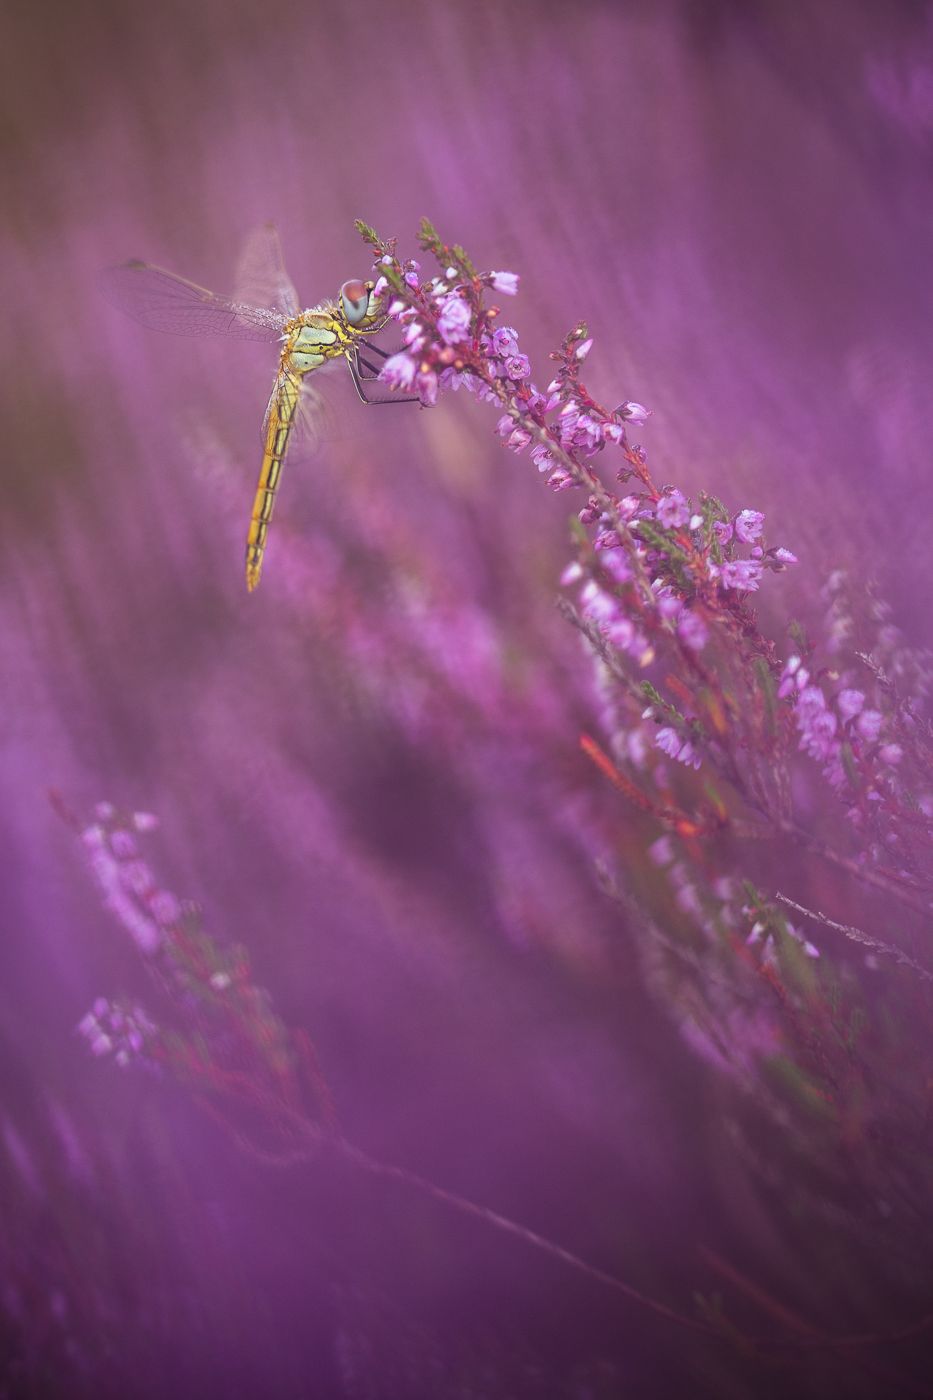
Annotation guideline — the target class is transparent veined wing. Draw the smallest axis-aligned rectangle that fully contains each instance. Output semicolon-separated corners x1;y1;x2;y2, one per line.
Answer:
101;261;289;341
233;223;300;320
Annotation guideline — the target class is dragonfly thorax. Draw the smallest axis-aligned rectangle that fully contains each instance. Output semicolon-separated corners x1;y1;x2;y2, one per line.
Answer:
284;313;347;375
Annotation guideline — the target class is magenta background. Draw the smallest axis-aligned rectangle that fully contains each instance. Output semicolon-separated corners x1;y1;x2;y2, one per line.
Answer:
1;1;931;1394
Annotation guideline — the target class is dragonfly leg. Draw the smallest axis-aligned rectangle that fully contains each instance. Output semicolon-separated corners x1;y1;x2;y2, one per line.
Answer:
349;349;420;405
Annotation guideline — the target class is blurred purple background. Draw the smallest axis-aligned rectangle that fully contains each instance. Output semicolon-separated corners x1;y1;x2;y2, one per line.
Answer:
2;1;932;1394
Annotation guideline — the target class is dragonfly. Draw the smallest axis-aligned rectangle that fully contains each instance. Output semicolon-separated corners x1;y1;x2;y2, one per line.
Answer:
103;225;413;591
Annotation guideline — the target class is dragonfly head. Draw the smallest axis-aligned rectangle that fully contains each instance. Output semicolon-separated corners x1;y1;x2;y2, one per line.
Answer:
339;278;382;328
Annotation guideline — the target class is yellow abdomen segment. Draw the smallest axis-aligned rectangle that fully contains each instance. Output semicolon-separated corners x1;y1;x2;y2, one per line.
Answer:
245;371;302;592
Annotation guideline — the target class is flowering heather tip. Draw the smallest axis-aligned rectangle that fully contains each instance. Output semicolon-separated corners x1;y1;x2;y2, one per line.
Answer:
772;548;798;566
380;351;417;391
713;520;734;546
734;509;765;544
490;270;519;295
656;489;690;530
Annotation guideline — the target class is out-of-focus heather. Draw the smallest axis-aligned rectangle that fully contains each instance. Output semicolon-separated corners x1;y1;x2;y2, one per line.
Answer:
1;1;931;1395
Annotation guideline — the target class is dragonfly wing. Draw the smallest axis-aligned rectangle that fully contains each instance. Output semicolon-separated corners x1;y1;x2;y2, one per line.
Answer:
234;223;301;320
101;261;288;341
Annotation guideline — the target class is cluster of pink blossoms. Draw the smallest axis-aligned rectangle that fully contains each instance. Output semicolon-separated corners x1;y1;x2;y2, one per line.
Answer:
779;655;902;794
80;803;180;955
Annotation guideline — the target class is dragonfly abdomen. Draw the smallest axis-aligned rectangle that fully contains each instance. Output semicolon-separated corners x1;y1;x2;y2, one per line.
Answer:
245;368;304;592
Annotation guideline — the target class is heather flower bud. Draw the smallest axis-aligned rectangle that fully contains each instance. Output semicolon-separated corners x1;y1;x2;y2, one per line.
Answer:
616;401;650;424
490;270;519;295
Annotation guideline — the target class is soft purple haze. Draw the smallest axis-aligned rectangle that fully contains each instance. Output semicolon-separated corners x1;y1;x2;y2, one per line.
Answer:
1;2;932;1395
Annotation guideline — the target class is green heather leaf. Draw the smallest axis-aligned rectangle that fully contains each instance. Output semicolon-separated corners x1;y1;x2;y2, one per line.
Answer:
354;219;380;247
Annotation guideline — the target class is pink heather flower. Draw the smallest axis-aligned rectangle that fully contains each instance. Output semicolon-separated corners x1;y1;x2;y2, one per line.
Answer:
778;655;810;699
607;616;635;650
677;609;708;652
879;743;903;765
437;294;472;345
712;520;734;546
857;708;884;742
581;581;614;622
380;352;417;391
496;415;531;452
505;354;531;380
132;812;158;832
94;802;116;821
492;326;519;357
547;468;575;490
415;367;439;407
603;550;633;584
402;322;425;350
438;366;473;391
560;561;583;585
656;490;689;530
655;727;682;758
490;270;519;295
655;727;701;769
575;338;593;360
617;401;650;424
773;548;798;566
649;835;675;866
531;444;556;474
837;688;865;722
720;559;763;591
734;509;765;543
656;592;683;619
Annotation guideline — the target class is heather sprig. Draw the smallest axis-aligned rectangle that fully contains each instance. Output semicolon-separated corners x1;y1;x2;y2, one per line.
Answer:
357;219;804;845
62;798;335;1151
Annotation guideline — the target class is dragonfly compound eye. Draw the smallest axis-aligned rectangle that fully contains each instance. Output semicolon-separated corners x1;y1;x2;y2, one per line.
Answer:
340;279;373;326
